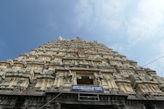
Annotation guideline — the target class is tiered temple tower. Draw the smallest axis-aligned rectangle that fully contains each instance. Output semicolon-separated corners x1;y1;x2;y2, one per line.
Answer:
0;36;164;109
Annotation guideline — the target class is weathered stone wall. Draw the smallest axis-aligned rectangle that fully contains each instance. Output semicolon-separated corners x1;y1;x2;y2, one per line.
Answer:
0;36;163;108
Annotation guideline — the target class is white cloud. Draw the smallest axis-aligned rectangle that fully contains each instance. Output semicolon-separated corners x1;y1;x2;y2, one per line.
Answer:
159;40;164;55
74;0;93;29
75;0;164;40
127;0;164;42
75;0;133;31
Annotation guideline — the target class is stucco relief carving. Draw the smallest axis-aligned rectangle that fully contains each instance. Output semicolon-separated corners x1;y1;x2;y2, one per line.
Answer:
0;36;163;106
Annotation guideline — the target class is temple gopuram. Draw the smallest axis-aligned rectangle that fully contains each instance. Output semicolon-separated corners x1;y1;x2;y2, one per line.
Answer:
0;36;164;109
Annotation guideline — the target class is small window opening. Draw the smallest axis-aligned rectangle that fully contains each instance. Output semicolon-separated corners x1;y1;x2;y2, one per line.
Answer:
77;76;94;85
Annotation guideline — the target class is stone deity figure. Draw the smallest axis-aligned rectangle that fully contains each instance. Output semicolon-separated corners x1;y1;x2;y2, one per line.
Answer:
65;70;73;83
97;72;103;86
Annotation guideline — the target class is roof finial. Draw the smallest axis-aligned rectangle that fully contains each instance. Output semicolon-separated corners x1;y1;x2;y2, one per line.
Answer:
74;36;83;41
58;36;63;40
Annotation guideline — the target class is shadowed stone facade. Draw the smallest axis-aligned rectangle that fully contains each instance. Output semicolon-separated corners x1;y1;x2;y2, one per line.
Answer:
0;36;164;109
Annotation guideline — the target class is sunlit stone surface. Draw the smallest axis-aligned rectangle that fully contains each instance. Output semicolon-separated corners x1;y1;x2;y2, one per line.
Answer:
0;36;163;109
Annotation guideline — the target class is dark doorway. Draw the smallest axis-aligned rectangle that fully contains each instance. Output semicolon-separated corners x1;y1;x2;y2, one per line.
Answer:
145;102;156;109
77;76;94;85
61;104;114;109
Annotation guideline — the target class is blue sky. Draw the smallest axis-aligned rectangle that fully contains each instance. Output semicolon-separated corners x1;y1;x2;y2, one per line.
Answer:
0;0;164;76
